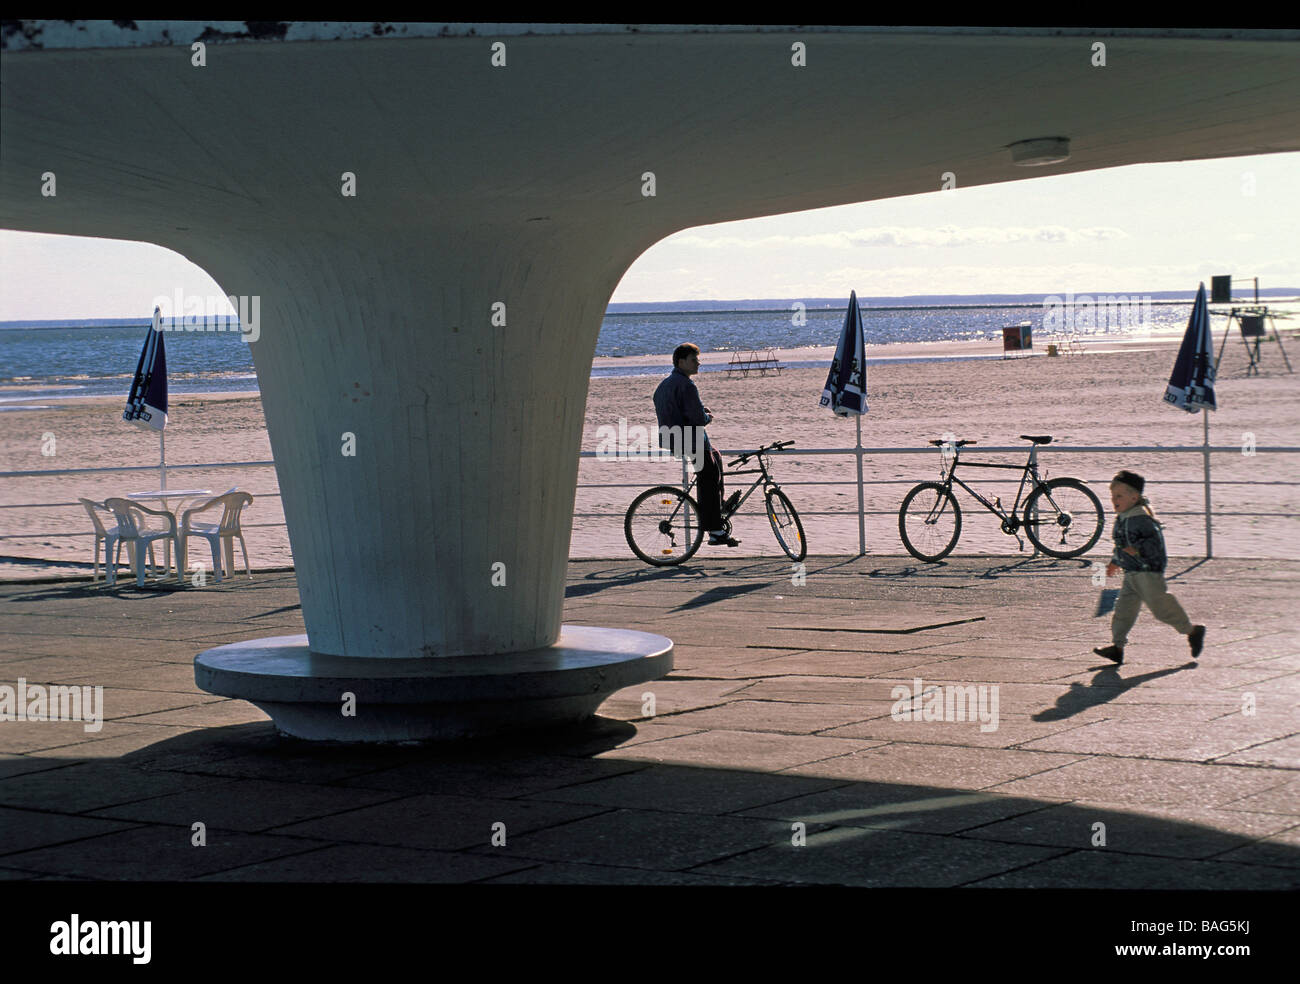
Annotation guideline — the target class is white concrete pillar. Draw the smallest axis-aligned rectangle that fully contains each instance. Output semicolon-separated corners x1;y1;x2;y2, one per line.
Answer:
191;226;629;658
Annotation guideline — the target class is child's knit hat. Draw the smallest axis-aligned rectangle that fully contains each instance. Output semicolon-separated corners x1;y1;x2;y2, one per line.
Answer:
1113;470;1145;493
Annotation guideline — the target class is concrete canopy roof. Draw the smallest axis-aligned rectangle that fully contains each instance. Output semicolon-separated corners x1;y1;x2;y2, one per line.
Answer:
3;28;1299;246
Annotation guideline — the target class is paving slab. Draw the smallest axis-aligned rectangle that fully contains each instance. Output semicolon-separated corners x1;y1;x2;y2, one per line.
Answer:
961;801;1300;859
598;728;879;771
477;860;783;884
1216;734;1300;768
1218;778;1300;815
334;753;650;798
782;741;1086;790
965;850;1300;889
523;763;849;815
1017;714;1290;762
0;806;140;856
694;825;1069;887
1212;823;1300;868
0;824;332;880
733;783;1059;835
661;699;879;735
196;843;539;883
271;793;610;851
988;757;1287;810
86;777;404;833
0;760;229;813
472;808;795;871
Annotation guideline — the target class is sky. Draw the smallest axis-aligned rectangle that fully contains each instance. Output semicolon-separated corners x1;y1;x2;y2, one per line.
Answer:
1;151;1296;319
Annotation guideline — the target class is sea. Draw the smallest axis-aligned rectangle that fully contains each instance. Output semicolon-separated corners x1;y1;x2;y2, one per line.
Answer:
2;291;1295;406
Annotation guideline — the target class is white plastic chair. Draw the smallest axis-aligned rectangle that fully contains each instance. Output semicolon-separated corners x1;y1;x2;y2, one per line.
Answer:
180;491;254;582
79;498;158;583
102;498;184;587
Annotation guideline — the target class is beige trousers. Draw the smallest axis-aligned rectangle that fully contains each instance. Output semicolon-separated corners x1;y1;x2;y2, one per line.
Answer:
1112;571;1193;645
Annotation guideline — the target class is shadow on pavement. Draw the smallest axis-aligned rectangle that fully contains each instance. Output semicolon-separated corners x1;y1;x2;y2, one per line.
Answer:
1;717;1295;887
1033;663;1199;721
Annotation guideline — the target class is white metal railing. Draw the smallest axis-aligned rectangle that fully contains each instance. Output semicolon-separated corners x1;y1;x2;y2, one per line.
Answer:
573;443;1300;559
4;445;1298;562
0;462;282;545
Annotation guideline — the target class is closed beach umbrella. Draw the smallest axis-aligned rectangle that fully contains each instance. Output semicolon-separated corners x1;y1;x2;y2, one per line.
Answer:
123;305;169;490
1163;282;1217;412
819;290;868;416
819;290;869;554
124;306;169;430
1162;282;1217;557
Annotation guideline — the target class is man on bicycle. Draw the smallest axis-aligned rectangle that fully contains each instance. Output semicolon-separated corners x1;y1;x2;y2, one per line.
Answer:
653;343;739;546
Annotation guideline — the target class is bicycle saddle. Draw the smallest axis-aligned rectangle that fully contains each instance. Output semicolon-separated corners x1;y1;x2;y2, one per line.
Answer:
1020;435;1053;444
929;438;975;447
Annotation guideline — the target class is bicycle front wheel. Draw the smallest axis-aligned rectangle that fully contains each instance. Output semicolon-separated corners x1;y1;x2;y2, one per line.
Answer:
765;488;807;562
898;482;962;562
1023;478;1105;558
625;485;704;566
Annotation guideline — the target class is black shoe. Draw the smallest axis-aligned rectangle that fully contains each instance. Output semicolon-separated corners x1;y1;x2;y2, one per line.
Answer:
708;533;741;547
1093;644;1124;664
1188;625;1206;659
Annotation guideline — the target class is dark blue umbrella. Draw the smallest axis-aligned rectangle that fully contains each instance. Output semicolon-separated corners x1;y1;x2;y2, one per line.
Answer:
820;290;869;554
1163;283;1217;557
1163;282;1217;412
124;306;170;491
124;306;169;430
820;290;868;416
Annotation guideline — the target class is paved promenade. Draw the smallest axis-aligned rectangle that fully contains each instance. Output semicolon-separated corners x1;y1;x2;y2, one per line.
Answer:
1;555;1296;887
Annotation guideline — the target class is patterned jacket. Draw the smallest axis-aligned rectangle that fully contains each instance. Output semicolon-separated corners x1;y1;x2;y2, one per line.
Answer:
1112;504;1167;573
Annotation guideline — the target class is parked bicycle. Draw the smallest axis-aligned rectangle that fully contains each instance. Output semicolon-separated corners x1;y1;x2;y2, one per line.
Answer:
898;435;1104;562
625;440;806;565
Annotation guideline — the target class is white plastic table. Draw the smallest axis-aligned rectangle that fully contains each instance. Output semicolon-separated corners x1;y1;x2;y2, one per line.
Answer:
126;489;212;577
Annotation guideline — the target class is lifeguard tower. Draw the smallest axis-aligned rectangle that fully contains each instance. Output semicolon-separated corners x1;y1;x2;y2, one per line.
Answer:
1211;275;1294;376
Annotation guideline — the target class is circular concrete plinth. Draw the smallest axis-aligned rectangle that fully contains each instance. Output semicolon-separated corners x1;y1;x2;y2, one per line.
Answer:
194;626;673;742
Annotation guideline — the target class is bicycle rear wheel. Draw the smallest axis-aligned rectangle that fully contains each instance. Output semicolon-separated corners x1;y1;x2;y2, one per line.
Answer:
898;482;962;562
1023;478;1105;558
765;487;807;562
625;485;704;566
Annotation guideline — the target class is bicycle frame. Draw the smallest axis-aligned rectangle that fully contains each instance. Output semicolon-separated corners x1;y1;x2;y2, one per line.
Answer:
939;447;1046;522
679;453;776;518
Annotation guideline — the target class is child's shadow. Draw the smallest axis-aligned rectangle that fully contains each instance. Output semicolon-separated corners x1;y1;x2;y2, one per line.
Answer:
1033;662;1198;722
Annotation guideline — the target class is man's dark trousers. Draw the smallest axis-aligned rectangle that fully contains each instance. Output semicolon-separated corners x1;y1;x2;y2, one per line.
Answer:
696;442;726;532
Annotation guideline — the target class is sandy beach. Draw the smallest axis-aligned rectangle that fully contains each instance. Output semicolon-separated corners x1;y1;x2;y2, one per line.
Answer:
3;333;1298;578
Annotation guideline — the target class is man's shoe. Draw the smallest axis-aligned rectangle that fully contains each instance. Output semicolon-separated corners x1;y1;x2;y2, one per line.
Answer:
1188;625;1206;659
1093;644;1124;664
708;533;741;547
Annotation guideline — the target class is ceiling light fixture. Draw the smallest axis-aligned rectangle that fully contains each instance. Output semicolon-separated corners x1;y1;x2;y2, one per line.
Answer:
1008;137;1071;166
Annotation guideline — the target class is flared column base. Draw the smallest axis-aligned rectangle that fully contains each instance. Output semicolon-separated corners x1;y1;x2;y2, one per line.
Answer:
194;626;672;742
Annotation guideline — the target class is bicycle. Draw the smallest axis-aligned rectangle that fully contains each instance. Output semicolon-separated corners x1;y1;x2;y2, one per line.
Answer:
897;434;1104;562
625;440;807;566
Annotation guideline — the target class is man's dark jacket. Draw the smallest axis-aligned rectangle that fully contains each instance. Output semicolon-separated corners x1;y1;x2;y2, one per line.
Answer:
653;366;709;459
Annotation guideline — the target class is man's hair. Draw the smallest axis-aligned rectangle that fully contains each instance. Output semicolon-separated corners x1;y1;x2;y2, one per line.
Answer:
673;343;700;367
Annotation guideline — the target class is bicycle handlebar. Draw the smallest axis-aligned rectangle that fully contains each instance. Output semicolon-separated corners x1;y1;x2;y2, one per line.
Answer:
728;440;794;467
